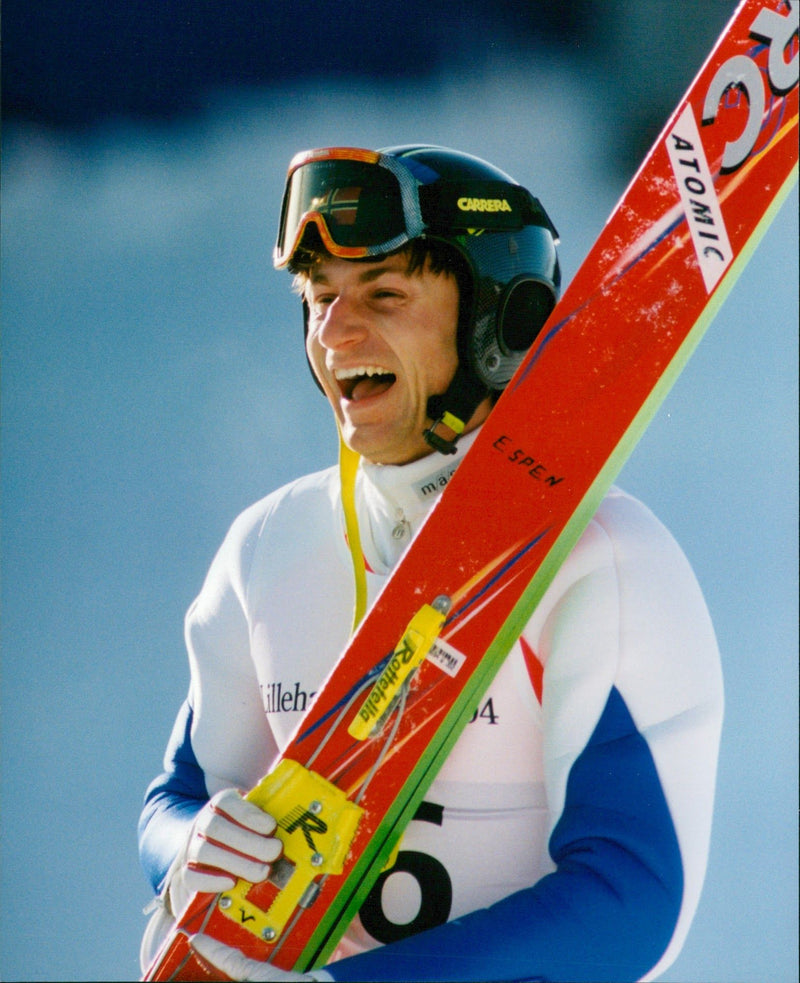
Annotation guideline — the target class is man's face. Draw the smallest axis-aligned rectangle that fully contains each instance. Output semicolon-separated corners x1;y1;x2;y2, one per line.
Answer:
304;253;485;465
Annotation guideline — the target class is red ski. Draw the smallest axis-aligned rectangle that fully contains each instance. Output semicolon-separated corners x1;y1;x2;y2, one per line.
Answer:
144;0;798;977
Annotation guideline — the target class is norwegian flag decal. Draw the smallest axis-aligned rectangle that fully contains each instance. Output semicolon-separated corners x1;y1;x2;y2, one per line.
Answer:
313;186;361;227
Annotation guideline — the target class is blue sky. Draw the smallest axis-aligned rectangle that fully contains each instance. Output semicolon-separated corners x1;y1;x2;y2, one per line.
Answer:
2;16;798;982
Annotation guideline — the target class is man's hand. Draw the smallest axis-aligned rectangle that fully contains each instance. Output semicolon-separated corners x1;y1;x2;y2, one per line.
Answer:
166;787;283;917
190;934;328;981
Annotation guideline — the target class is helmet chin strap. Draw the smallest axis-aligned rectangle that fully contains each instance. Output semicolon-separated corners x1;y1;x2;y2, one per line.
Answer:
424;363;489;455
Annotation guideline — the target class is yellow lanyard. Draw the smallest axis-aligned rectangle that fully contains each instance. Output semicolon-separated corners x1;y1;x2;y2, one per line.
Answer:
338;428;368;635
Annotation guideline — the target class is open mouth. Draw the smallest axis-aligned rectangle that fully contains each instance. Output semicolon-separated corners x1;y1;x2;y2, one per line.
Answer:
335;365;397;402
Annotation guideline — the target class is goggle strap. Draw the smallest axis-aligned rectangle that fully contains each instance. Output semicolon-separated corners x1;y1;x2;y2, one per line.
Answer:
419;181;555;234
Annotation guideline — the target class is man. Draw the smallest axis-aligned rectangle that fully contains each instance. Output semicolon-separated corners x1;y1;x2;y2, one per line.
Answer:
139;146;724;981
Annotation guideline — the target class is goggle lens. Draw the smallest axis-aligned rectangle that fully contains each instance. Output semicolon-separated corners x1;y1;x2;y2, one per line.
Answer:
278;157;411;266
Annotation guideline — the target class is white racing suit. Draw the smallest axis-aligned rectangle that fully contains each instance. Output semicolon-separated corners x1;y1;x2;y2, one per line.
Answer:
139;431;723;981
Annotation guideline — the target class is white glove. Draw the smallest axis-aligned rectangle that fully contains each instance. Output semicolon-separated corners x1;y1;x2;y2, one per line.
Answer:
190;934;331;981
166;787;283;918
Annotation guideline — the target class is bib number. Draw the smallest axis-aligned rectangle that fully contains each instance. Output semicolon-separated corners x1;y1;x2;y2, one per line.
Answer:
359;801;453;944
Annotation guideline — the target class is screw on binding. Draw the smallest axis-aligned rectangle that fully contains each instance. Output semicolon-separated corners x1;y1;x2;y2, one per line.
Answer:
432;595;452;615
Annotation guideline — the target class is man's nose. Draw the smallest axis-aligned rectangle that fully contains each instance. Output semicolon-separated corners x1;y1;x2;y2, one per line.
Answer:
317;294;368;350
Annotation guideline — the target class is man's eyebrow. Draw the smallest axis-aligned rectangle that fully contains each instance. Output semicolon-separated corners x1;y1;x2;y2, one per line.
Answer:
309;262;406;286
357;264;405;283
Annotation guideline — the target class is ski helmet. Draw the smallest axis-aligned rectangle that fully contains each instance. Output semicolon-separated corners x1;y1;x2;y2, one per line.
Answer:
274;145;561;454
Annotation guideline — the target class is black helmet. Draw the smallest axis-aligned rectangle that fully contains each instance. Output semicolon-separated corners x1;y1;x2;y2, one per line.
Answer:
275;145;560;454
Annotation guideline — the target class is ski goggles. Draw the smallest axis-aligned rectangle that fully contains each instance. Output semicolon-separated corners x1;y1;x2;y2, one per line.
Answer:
274;147;546;270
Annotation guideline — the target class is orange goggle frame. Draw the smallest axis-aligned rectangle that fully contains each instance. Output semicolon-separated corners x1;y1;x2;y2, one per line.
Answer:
273;148;428;269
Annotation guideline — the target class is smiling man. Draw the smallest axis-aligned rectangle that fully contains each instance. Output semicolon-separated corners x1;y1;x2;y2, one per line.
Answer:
304;252;488;466
138;146;723;982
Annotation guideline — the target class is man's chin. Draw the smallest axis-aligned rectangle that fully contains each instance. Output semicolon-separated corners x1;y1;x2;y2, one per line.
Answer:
340;422;432;467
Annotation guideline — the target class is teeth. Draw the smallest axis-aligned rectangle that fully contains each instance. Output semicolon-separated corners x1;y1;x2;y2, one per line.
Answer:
334;366;391;380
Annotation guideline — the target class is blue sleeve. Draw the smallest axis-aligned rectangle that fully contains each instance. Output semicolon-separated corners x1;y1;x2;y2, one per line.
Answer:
325;687;683;982
138;699;210;894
